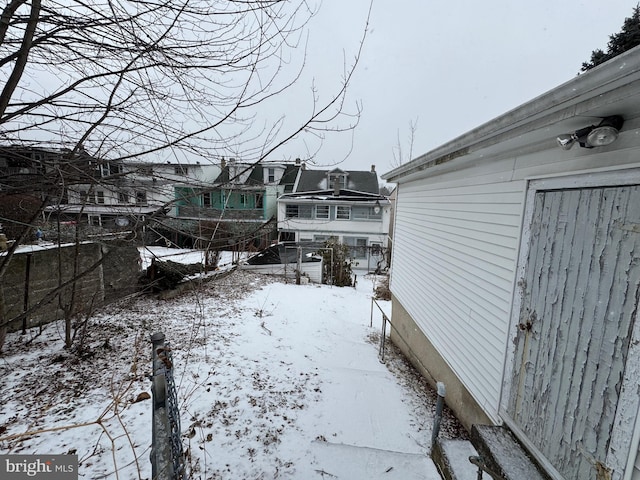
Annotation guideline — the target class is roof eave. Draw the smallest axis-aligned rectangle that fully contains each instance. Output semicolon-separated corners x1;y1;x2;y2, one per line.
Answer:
382;47;640;183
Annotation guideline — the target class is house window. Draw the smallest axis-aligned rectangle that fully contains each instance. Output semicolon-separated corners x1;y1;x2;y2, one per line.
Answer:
280;231;295;242
355;238;367;258
88;215;102;227
299;205;312;218
80;190;95;204
336;206;351;220
135;191;147;204
203;192;211;206
241;194;248;206
96;191;105;204
344;237;367;258
328;174;347;190
100;162;122;177
352;206;382;220
174;165;188;176
286;205;298;218
256;193;264;209
286;204;312;218
267;168;275;183
138;165;153;176
316;205;329;219
118;192;130;204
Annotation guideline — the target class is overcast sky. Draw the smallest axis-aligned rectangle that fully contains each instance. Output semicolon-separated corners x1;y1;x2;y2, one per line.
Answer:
273;0;637;176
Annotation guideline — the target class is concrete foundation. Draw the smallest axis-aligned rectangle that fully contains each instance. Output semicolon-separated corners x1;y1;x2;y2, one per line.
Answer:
388;293;493;431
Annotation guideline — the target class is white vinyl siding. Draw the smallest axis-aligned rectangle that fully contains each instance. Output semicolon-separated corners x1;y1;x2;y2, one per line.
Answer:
391;179;523;421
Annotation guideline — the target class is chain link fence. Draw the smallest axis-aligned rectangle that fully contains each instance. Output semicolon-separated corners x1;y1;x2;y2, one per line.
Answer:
150;332;184;480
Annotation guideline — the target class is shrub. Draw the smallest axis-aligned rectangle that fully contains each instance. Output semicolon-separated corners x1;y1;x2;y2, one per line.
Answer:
316;238;354;287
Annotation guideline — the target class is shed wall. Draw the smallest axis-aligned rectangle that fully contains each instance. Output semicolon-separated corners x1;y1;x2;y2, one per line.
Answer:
389;140;640;423
391;176;524;421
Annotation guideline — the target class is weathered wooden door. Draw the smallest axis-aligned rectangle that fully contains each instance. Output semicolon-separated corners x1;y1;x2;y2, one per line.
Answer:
506;185;640;480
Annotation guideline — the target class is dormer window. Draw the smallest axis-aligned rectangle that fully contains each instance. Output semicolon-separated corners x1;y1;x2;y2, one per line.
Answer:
328;171;347;190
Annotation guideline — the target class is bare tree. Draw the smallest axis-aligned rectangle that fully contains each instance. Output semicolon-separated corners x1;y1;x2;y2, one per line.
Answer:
391;117;419;168
0;0;372;341
1;0;367;157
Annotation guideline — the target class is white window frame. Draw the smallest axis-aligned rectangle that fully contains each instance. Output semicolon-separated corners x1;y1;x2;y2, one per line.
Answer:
336;206;351;220
285;204;299;218
286;204;313;218
316;205;329;219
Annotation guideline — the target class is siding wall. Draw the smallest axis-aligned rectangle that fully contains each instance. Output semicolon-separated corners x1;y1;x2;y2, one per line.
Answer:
389;131;640;423
391;177;524;420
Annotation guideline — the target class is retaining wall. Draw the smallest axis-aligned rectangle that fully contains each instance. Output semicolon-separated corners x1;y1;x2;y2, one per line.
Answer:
1;241;141;331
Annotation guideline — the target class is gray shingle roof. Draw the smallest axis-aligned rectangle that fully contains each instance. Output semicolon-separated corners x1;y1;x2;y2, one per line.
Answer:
296;169;379;194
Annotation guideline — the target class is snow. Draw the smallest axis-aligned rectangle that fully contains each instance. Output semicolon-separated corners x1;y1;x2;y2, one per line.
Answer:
437;439;479;480
138;246;208;270
0;248;464;479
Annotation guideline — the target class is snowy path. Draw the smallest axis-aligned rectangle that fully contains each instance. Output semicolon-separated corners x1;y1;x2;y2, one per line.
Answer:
0;269;459;479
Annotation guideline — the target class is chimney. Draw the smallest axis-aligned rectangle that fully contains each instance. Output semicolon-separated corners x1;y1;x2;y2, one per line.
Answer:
221;157;226;169
371;164;376;173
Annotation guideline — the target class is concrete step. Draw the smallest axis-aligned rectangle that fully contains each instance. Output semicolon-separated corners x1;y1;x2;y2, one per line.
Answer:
469;425;551;480
432;438;479;480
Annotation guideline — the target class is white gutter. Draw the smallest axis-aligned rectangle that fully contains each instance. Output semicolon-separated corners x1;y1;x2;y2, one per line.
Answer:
382;46;640;183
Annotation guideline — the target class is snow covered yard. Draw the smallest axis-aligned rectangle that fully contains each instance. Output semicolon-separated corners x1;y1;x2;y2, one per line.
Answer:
0;259;464;479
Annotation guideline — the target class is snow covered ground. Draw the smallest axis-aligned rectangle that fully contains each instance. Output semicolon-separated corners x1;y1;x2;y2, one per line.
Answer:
0;248;464;479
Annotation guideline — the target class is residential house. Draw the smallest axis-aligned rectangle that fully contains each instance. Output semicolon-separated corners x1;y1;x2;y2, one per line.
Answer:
54;160;220;242
173;158;301;249
0;145;125;239
277;166;390;270
381;47;640;480
0;145;99;202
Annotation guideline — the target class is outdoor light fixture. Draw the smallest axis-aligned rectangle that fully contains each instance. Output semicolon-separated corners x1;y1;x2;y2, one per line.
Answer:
556;115;624;150
373;200;381;214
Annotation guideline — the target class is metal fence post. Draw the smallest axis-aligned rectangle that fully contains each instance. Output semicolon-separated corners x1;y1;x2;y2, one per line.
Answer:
150;332;184;480
378;314;387;363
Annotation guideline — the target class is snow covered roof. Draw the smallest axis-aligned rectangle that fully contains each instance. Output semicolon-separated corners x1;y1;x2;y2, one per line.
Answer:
279;189;388;203
45;204;165;215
